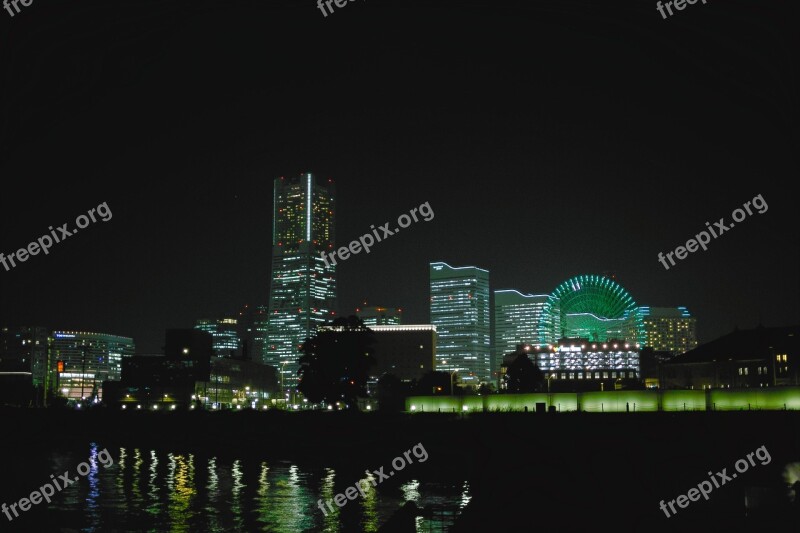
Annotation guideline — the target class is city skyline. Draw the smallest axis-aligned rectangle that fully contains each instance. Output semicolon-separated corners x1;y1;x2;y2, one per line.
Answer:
1;1;797;357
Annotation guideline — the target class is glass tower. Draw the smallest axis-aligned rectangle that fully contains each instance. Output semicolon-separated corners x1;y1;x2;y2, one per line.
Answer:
429;262;491;385
494;289;549;364
265;173;336;390
194;318;240;358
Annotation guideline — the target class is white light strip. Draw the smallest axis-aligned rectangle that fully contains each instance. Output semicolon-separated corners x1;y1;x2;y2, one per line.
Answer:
306;173;312;242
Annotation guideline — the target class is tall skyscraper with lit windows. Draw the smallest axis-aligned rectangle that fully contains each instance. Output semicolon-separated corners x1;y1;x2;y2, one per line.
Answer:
265;173;336;390
494;289;549;363
430;262;491;385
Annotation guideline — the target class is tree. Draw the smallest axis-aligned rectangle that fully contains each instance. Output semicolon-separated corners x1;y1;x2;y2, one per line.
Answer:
376;373;409;412
413;371;454;395
297;316;375;408
478;383;495;395
503;353;544;393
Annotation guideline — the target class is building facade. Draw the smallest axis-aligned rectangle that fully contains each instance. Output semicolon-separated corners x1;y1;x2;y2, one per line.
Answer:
0;326;50;405
265;173;337;390
196;357;279;410
51;331;135;401
430;262;491;385
103;329;212;409
639;306;697;356
662;325;799;389
494;290;548;376
525;337;640;391
356;306;402;325
195;317;241;358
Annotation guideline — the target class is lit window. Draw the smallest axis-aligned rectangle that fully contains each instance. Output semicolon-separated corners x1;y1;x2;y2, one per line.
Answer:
738;368;743;376
578;372;583;379
744;367;749;375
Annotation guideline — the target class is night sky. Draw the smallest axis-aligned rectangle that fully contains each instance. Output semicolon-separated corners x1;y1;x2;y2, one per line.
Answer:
1;0;797;353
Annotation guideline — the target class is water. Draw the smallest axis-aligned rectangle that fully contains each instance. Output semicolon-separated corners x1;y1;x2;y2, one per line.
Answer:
8;443;469;532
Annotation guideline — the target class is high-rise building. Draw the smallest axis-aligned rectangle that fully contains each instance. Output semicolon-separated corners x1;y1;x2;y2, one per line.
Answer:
51;331;135;401
265;173;336;390
0;326;50;405
430;262;491;385
356;306;403;325
194;317;241;358
639;306;698;356
494;290;549;372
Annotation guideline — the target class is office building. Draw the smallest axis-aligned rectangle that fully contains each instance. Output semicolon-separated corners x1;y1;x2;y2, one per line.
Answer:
0;326;50;405
195;317;241;358
639;306;697;356
356;306;403;325
265;173;337;390
430;262;491;385
494;290;548;375
51;331;135;401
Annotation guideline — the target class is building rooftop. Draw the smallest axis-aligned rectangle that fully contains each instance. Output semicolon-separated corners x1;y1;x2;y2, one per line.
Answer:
665;325;799;365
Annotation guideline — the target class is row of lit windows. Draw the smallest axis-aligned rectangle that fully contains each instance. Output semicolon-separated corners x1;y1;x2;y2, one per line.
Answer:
548;371;637;380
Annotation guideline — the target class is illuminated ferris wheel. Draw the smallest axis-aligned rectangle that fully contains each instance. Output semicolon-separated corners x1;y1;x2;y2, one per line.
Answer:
538;274;644;345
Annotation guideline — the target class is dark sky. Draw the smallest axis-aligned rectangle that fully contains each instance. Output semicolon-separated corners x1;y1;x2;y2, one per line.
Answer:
1;0;798;353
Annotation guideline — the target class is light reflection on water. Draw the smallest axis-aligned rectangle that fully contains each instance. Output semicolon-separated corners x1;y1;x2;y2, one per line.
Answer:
42;446;468;532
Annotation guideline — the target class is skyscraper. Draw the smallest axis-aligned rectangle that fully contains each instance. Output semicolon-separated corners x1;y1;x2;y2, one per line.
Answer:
194;317;240;358
494;289;549;363
265;173;336;390
639;306;698;355
430;262;491;385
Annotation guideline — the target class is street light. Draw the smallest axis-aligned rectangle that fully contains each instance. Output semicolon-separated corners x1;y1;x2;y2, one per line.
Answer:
440;360;457;395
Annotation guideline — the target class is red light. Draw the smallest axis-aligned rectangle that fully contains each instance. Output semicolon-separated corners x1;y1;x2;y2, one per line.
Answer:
57;360;64;373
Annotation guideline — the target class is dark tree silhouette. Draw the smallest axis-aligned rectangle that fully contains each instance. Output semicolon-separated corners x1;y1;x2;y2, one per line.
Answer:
478;383;495;395
503;352;545;393
297;316;375;408
413;371;454;395
376;373;409;412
